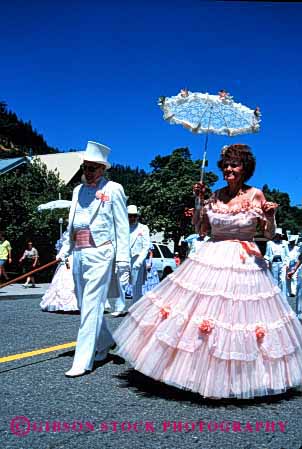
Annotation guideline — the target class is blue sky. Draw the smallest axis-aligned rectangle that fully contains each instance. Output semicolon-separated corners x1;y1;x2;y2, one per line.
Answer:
1;1;302;205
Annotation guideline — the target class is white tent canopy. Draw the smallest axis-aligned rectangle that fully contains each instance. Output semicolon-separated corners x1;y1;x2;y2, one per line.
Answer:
33;151;84;184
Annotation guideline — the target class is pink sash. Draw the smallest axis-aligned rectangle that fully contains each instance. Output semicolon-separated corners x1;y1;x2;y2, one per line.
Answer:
74;230;95;249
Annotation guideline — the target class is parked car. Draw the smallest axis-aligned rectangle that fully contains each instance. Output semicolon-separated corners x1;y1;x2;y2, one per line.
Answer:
151;243;177;279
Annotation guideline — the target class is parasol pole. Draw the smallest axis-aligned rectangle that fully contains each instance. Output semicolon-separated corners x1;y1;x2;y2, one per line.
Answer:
195;106;213;209
0;259;59;289
200;105;213;183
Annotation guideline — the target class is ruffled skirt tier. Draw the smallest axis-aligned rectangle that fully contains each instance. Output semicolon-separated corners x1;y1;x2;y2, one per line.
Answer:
114;240;302;399
40;261;78;312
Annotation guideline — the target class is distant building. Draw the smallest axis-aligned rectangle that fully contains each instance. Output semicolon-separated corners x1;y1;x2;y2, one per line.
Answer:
0;151;84;185
33;152;84;185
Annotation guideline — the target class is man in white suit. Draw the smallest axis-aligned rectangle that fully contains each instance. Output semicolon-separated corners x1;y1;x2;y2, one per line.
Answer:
264;227;289;297
58;141;130;377
128;205;150;304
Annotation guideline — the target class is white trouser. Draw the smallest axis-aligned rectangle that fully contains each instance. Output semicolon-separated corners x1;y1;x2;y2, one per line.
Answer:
131;255;146;304
271;261;287;297
105;267;129;312
287;261;299;296
72;244;115;371
115;268;130;311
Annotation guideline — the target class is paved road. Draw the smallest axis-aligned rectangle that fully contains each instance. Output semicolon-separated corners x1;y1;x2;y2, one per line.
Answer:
0;292;301;449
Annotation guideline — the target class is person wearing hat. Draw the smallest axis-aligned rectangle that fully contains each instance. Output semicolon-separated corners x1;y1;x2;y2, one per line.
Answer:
264;228;289;297
286;235;300;297
127;205;150;304
287;248;302;321
58;141;130;377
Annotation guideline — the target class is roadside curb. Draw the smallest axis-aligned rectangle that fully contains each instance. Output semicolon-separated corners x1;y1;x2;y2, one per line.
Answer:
0;294;44;301
0;283;49;301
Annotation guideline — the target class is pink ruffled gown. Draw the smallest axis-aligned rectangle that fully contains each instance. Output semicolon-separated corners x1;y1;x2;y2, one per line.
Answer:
114;190;302;399
40;256;79;312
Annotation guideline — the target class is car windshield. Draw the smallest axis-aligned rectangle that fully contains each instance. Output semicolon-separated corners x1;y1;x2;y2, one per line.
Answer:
159;245;174;258
152;246;161;258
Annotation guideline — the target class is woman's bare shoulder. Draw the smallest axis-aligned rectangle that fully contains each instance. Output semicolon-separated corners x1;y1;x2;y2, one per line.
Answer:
251;187;265;199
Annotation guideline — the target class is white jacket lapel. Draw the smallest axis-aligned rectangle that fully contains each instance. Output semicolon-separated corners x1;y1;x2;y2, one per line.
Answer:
89;178;109;221
69;185;81;225
130;224;141;247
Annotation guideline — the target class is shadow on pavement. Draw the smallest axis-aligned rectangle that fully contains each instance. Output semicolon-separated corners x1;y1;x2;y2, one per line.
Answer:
115;368;302;408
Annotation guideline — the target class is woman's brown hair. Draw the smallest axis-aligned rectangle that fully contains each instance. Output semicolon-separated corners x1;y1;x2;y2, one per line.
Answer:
217;144;256;182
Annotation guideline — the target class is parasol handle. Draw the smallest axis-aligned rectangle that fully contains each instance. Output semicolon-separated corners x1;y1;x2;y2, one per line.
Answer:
200;106;211;183
0;259;59;289
200;150;207;183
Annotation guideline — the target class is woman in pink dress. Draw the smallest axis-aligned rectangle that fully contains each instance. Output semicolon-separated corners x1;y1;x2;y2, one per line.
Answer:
40;255;79;312
40;232;79;313
114;144;302;399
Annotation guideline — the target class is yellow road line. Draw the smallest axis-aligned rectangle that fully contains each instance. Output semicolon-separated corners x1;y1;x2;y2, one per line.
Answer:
0;342;76;363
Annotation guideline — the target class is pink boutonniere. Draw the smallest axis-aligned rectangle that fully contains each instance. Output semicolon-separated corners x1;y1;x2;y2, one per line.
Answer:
198;319;214;335
96;191;109;202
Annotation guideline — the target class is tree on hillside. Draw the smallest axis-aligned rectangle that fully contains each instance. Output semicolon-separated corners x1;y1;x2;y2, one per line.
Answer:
138;148;218;248
0;160;72;277
263;184;302;234
0;101;14;130
108;163;148;205
0;99;58;157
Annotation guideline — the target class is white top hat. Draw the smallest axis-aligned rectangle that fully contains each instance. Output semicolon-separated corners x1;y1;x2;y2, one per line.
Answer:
275;228;283;235
83;141;111;169
127;205;139;215
289;235;298;243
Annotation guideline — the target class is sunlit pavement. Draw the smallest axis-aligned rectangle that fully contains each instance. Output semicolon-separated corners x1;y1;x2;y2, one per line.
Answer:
0;288;301;449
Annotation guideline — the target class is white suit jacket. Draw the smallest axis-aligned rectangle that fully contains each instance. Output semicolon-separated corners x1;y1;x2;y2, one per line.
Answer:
264;240;289;265
130;223;150;267
58;178;130;263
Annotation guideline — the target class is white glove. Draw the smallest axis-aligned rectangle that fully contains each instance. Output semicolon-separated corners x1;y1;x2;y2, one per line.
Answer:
56;253;68;263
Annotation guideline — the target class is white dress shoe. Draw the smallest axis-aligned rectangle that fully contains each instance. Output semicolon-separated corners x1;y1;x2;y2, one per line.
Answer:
111;311;126;317
65;368;87;378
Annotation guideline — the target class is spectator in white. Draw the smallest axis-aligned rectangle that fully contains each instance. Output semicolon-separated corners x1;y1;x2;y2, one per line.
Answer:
57;141;130;377
19;241;39;287
287;251;302;321
286;235;300;297
264;228;289;297
128;205;150;303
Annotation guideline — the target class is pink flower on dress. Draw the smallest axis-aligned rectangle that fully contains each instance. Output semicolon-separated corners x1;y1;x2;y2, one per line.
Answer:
255;325;266;340
241;199;251;210
160;306;171;319
198;319;214;334
96;191;109;202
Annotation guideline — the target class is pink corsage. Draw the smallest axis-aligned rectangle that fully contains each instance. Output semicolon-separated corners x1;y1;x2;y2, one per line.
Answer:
96;191;109;202
255;325;266;340
198;319;214;334
160;306;171;319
